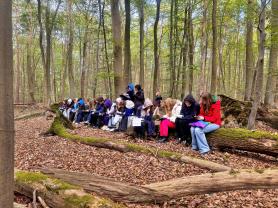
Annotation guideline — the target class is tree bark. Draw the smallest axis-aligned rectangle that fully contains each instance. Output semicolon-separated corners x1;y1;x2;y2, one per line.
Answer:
139;0;145;87
247;0;267;130
264;0;278;106
111;0;124;97
67;0;75;98
41;168;278;204
124;0;132;85
169;0;175;97
0;1;14;207
210;0;218;94
244;0;254;101
188;1;194;95
181;4;188;99
153;0;161;99
199;0;208;95
207;128;278;157
101;0;113;98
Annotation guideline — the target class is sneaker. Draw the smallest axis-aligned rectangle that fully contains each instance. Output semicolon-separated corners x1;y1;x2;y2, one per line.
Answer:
158;137;168;143
175;138;182;144
101;126;108;130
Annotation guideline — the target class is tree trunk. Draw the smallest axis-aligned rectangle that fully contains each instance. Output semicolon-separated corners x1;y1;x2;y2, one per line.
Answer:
0;1;14;207
181;5;188;99
26;40;36;103
101;0;113;98
124;0;132;85
67;0;75;98
153;0;161;99
210;0;218;94
169;0;175;97
248;0;267;130
111;0;124;97
199;0;208;95
188;1;194;95
41;168;278;204
244;0;254;101
139;0;145;87
264;0;278;106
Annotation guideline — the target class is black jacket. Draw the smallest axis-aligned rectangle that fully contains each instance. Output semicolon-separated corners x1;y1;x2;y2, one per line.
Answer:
180;95;200;122
134;89;145;108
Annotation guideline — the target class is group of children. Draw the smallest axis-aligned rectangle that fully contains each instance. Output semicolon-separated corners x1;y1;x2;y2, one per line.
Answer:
60;83;221;155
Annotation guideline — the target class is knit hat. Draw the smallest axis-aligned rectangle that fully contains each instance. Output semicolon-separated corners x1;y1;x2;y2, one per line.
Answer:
142;98;153;110
104;99;112;109
127;83;135;91
125;100;135;109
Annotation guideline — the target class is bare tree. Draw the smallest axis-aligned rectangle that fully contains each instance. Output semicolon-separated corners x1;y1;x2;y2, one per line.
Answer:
66;0;75;98
0;1;14;207
244;0;254;101
153;0;161;99
124;0;132;85
111;0;124;97
37;0;61;104
210;0;218;94
247;0;267;129
138;0;145;87
264;0;278;106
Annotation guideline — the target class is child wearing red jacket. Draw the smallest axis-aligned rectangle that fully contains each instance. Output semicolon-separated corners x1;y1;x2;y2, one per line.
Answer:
190;93;221;154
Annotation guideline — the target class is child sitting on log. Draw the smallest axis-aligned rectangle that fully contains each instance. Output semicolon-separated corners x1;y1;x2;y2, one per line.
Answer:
190;93;221;154
158;98;182;143
134;98;156;138
175;94;200;145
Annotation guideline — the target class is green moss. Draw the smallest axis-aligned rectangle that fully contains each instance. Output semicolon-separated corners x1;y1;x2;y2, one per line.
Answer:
16;171;48;184
64;194;93;208
64;194;125;208
210;128;278;141
16;171;77;191
254;169;264;174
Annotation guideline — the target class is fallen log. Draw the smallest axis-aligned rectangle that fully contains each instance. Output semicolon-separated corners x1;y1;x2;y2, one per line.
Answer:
207;128;278;157
41;168;278;204
219;94;278;129
49;115;230;172
14;111;45;121
40;168;167;204
15;170;125;208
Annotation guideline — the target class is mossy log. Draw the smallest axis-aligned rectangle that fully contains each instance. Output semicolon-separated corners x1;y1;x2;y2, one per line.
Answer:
208;128;278;157
41;168;278;204
15;170;125;208
49;115;230;172
219;94;278;129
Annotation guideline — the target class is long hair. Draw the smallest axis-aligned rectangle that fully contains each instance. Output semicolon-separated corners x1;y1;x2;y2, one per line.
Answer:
200;92;213;114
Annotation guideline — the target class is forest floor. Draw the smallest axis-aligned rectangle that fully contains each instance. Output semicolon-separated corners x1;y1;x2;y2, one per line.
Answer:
14;113;278;208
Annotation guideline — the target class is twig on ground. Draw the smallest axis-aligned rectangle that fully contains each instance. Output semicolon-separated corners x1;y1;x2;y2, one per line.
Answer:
38;196;49;208
32;189;37;208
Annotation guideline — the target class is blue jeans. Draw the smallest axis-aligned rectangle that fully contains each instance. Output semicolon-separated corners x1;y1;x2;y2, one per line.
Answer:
190;124;220;154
